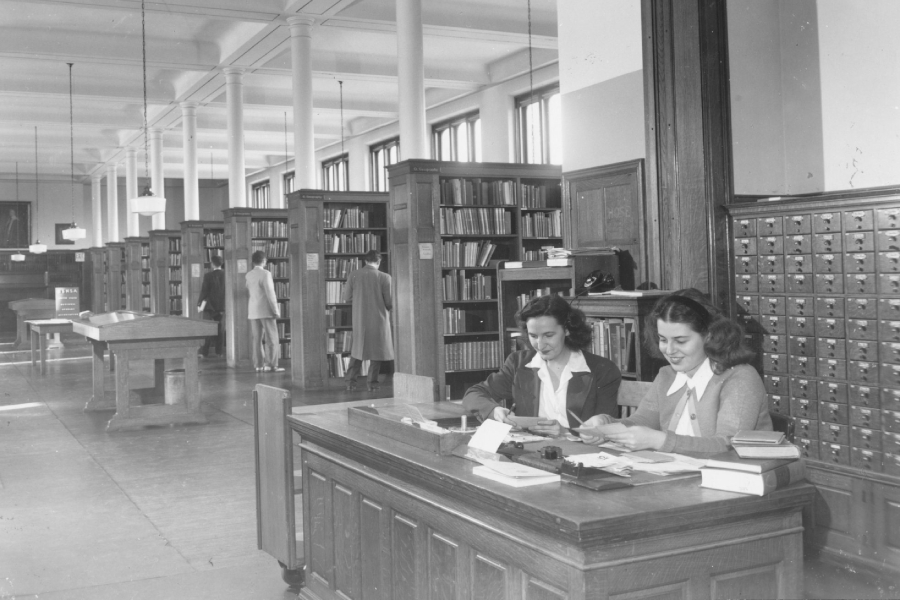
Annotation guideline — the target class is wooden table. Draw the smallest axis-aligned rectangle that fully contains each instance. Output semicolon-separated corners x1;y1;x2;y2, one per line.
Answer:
289;407;815;600
27;319;73;374
8;298;56;349
70;311;217;431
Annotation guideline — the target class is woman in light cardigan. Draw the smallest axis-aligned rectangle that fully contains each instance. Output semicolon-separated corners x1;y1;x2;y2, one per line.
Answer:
582;288;771;454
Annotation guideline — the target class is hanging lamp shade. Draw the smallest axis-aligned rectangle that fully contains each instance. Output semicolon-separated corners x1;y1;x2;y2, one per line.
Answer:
62;223;86;240
129;186;166;216
11;253;26;262
29;241;47;254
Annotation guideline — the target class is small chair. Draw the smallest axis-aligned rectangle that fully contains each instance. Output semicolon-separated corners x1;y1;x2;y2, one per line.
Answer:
617;380;652;418
769;411;795;441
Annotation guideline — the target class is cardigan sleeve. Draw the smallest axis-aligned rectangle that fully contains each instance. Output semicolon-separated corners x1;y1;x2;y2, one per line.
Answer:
462;352;522;420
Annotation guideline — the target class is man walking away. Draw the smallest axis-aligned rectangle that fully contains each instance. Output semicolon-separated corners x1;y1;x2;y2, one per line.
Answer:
343;250;393;391
197;254;226;358
245;251;283;372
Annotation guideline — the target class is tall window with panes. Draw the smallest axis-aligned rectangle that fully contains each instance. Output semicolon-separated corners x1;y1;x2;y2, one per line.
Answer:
516;85;561;165
370;138;400;192
432;112;481;162
322;155;348;192
283;171;294;198
251;180;270;208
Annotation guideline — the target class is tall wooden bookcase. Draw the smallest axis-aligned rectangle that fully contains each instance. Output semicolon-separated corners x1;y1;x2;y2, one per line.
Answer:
123;237;150;312
149;230;183;315
727;189;900;577
86;247;105;313
287;189;389;389
223;208;290;368
104;243;125;312
181;220;225;319
387;159;562;401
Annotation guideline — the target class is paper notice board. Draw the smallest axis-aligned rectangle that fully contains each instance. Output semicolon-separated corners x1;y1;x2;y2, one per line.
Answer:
55;287;80;318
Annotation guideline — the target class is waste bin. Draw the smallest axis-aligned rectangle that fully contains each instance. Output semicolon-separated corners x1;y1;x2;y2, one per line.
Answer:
164;368;185;405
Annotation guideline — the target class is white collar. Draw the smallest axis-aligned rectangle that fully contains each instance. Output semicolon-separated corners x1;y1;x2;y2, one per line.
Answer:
666;357;714;399
526;348;590;373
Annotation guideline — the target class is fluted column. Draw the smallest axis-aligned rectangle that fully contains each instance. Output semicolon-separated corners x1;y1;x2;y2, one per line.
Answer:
92;172;103;247
396;0;428;158
106;163;119;242
149;128;166;229
124;147;139;236
288;17;316;189
224;67;247;207
181;102;199;220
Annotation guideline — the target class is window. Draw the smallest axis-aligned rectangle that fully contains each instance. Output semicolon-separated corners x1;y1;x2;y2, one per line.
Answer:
283;171;295;197
370;138;400;192
251;180;270;209
516;85;561;165
322;155;348;192
432;112;481;162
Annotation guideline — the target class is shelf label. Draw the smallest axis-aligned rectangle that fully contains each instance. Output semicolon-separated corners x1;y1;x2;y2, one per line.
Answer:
306;254;319;270
191;263;201;278
237;259;248;274
75;252;85;262
418;243;433;260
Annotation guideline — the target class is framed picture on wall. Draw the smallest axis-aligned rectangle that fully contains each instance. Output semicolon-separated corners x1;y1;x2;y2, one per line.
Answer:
55;223;75;245
0;201;31;249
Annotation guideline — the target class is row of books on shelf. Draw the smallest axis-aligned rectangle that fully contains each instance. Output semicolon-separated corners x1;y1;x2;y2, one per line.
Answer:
444;340;502;371
141;297;151;311
520;211;561;238
141;283;150;295
324;207;377;229
204;231;224;247
274;281;290;297
251;220;288;238
252;239;289;258
169;267;181;281
327;330;352;354
441;240;497;268
522;247;564;261
325;233;382;254
325;257;361;279
325;306;352;327
588;317;636;374
140;258;150;269
276;299;289;317
265;261;289;278
443;308;492;334
327;355;370;378
141;272;150;284
169;298;183;313
442;270;493;301
700;432;804;496
521;183;561;208
441;178;518;206
141;246;150;257
280;342;291;359
168;253;182;267
205;248;223;263
169;282;182;296
325;281;347;304
439;207;513;236
514;287;570;310
168;238;182;252
277;321;290;340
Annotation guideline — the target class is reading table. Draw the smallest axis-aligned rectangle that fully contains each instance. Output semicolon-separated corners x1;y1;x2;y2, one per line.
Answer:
9;297;56;349
27;319;73;374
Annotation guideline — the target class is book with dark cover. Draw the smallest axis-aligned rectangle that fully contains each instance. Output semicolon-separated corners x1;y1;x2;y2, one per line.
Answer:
705;449;797;474
700;460;806;496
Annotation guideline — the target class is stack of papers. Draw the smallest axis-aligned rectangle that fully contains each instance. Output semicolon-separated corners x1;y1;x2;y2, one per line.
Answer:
472;461;560;487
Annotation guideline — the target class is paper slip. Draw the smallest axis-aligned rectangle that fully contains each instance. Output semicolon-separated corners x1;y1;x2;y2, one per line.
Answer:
507;415;543;429
574;422;627;437
468;420;512;453
478;460;552;478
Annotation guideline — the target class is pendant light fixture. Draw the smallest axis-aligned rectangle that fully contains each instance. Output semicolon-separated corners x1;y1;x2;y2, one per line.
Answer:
63;63;86;241
29;126;47;254
128;0;166;217
11;162;25;262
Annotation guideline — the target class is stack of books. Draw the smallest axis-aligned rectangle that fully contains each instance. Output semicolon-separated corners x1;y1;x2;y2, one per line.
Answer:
731;430;801;459
701;433;805;496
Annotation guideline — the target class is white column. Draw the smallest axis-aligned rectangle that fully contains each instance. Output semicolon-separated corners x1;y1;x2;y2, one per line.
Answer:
92;172;103;247
124;147;139;236
288;17;316;189
347;132;367;191
224;67;247;207
181;102;199;220
149;127;166;229
396;0;428;158
479;85;514;163
106;163;119;242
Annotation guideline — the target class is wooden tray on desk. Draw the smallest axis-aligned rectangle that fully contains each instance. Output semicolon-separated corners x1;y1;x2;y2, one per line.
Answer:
348;403;473;455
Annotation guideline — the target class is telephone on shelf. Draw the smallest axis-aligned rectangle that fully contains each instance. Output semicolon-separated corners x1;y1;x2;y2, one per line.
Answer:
581;270;616;293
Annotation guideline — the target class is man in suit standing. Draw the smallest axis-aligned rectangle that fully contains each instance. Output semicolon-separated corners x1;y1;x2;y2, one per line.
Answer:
343;249;393;391
245;250;283;372
197;254;226;358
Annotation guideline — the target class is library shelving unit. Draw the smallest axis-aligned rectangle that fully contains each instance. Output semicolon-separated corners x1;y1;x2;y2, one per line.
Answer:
222;208;290;369
123;237;150;312
387;159;562;401
181;220;225;318
286;189;389;389
149;230;183;315
519;178;564;260
87;247;105;312
105;242;125;312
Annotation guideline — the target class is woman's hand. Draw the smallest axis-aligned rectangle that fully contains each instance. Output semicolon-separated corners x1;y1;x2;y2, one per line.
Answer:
531;419;564;437
577;414;614;445
604;426;667;451
491;407;515;425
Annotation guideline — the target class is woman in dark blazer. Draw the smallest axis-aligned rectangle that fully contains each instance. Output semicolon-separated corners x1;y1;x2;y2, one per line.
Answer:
463;295;621;437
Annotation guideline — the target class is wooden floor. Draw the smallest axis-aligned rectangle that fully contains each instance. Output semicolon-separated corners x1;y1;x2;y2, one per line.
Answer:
0;334;896;599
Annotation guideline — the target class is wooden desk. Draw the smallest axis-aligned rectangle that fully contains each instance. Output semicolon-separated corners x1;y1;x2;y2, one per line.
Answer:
27;319;73;374
289;408;815;600
70;311;217;431
8;298;55;348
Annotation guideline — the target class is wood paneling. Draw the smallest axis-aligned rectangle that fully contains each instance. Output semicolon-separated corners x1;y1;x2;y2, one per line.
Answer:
361;497;386;600
306;469;330;589
391;513;419;600
333;482;360;598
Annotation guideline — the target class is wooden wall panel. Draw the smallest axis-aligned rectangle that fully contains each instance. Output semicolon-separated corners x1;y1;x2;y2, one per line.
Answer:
391;513;420;600
360;497;386;600
710;565;778;600
306;469;330;589
525;577;568;600
333;483;360;598
609;582;687;600
472;553;508;599
428;531;459;600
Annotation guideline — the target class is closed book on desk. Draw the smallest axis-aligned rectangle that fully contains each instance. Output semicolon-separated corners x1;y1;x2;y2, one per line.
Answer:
733;441;801;460
700;460;805;496
705;450;796;474
731;430;784;445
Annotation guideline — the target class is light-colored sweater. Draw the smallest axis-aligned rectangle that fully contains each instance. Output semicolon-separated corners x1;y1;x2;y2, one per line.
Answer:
621;363;771;454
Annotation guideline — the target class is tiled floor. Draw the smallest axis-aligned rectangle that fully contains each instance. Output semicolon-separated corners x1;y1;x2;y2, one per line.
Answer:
0;335;896;599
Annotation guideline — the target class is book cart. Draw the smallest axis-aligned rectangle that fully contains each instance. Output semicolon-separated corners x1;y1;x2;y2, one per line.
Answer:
149;230;183;315
286;190;389;388
181;220;225;318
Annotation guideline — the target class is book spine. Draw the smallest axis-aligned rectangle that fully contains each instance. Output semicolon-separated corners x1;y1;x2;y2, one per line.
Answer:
760;460;806;495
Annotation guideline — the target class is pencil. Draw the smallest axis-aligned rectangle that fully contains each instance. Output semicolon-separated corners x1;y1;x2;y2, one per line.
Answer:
567;409;583;425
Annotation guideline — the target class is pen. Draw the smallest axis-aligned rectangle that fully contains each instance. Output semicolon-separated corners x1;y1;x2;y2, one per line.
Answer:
509;403;516;414
567;409;583;426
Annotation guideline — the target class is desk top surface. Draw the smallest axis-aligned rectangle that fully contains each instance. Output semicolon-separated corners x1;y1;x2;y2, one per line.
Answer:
9;298;55;310
70;310;216;341
290;404;815;545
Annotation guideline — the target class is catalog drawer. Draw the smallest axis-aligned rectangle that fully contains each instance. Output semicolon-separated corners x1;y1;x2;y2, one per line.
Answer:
819;442;851;466
850;426;883;452
735;237;757;256
813;212;841;233
787;296;815;317
786;235;811;254
789;355;816;377
848;319;879;340
735;295;758;315
762;334;786;354
883;432;900;455
878;273;900;295
819;402;849;425
882;388;900;413
879;320;900;342
884;453;900;477
735;255;757;274
816;337;846;359
785;254;812;274
881;342;900;365
883;410;900;434
843;209;874;231
760;295;785;316
848;297;877;319
796;437;819;460
734;218;757;237
844;231;875;252
813;233;842;253
769;394;789;416
850;406;881;429
815;297;845;318
789;336;814;357
844;252;876;274
790;377;818;400
785;214;811;235
759;236;784;255
758;254;784;274
787;274;813;294
880;364;900;389
847;360;880;385
735;274;757;293
815;317;845;338
794;418;819;440
788;316;815;336
845;273;877;295
790;398;817;420
758;274;785;293
819;422;850;445
876;229;900;251
757;216;783;236
763;374;788;395
849;384;879;408
818;381;849;404
760;315;786;334
813;253;842;274
818;358;847;381
850;448;882;473
763;353;788;373
876;207;900;229
848;340;878;362
877;251;900;273
814;274;844;294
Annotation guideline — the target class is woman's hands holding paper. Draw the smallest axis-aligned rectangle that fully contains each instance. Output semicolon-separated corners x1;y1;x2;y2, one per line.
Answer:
576;414;615;444
604;425;667;451
491;406;515;425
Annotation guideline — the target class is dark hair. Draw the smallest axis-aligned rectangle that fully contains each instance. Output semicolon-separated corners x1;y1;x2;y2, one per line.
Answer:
642;288;755;373
211;255;223;268
363;250;380;264
515;294;592;351
251;251;266;265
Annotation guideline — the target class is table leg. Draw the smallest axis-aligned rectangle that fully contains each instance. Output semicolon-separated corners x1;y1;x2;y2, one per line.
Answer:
13;316;25;349
47;332;65;350
30;329;37;369
154;358;166;399
39;331;47;375
84;340;114;411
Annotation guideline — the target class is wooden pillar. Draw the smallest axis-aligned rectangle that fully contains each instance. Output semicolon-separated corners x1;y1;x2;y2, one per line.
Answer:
642;0;733;308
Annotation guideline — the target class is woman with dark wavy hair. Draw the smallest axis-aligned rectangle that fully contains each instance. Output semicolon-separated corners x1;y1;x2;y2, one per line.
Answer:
464;294;621;437
582;288;771;454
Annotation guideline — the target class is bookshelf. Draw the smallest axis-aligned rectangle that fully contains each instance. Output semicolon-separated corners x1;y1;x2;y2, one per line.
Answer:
388;159;562;401
287;190;389;388
123;237;150;312
519;178;564;260
222;208;290;368
181;220;225;318
105;243;125;312
87;247;105;312
149;230;183;315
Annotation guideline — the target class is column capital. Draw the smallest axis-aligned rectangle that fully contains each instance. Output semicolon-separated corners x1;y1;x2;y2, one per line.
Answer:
180;101;199;112
149;127;163;136
222;66;245;79
287;16;316;32
125;147;137;158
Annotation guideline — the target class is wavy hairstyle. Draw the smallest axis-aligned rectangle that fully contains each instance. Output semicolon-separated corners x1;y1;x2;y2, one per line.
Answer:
515;294;592;351
642;288;755;373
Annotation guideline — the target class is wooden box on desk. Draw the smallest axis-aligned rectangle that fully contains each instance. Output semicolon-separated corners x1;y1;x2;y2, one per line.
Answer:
347;404;473;455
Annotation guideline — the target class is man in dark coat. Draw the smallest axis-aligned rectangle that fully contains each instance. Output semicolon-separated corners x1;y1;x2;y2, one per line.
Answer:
197;254;226;357
343;250;393;391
